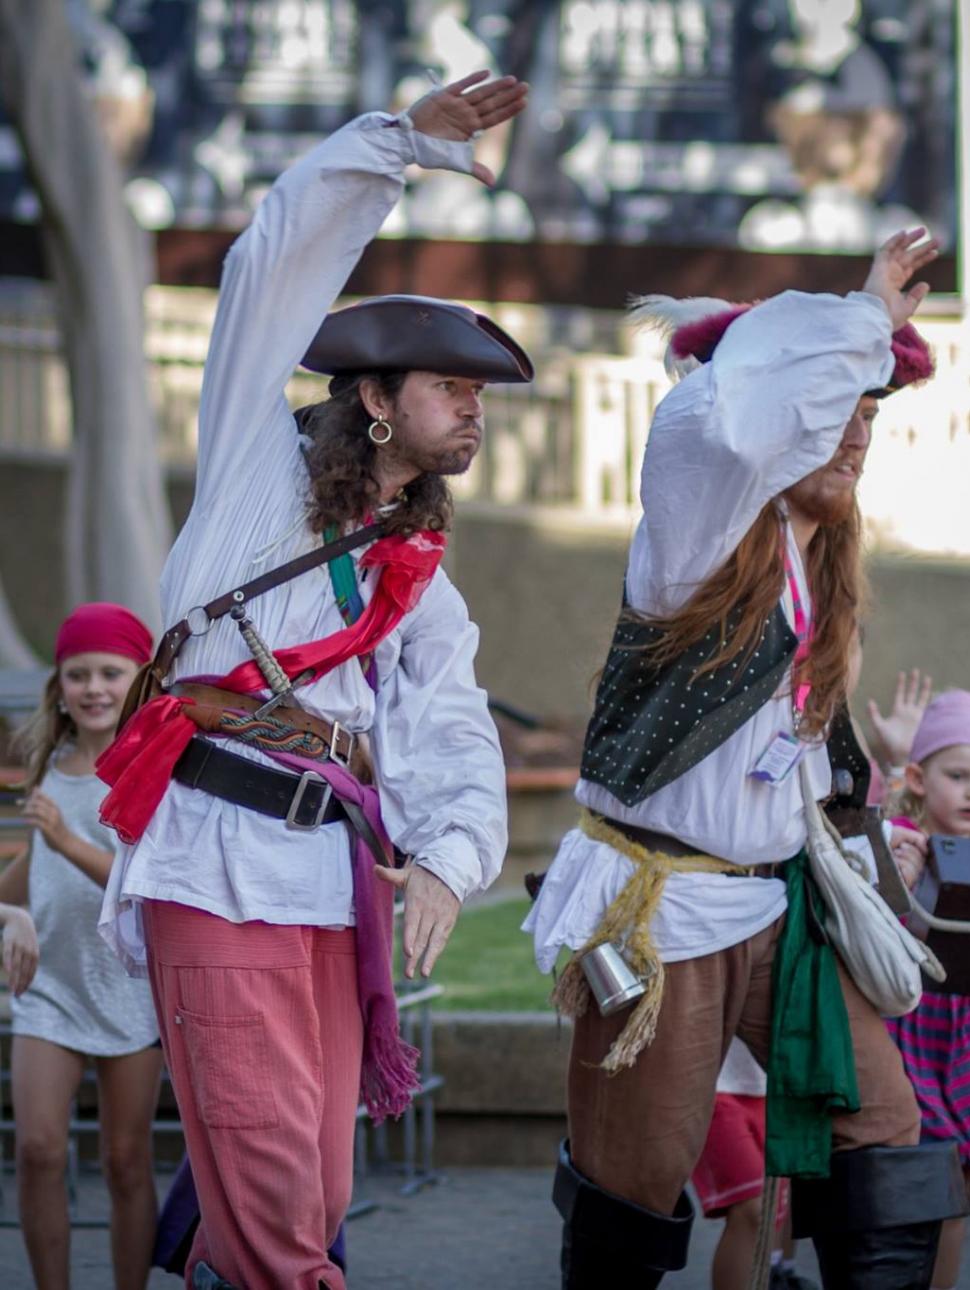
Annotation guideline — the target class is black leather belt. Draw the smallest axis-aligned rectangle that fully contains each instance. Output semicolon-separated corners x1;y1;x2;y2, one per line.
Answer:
173;738;346;831
605;815;784;879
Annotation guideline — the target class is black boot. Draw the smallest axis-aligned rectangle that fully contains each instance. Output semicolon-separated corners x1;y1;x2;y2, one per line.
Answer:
791;1142;967;1290
553;1139;693;1289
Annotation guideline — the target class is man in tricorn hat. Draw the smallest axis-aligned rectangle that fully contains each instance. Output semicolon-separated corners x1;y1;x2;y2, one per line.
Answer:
96;72;528;1289
526;230;968;1288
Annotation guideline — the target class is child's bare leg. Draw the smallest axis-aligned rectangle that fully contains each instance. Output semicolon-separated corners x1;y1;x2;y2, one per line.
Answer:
712;1194;763;1290
95;1045;164;1290
12;1035;86;1290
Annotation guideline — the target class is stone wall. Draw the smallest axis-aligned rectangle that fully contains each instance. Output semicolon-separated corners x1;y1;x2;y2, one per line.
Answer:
451;504;970;728
1;462;968;738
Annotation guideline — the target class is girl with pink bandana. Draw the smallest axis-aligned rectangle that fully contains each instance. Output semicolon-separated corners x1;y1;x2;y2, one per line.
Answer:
0;603;161;1290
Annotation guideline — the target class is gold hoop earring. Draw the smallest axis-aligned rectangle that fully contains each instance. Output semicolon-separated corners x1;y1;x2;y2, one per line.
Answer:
368;417;393;445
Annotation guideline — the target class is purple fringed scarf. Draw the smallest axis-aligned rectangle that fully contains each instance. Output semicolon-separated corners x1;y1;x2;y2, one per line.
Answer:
270;748;420;1123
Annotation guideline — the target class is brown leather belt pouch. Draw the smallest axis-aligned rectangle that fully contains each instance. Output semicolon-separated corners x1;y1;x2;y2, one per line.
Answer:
170;682;371;782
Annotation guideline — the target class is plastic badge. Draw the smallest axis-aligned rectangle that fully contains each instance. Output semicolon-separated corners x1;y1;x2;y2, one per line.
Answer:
750;730;804;786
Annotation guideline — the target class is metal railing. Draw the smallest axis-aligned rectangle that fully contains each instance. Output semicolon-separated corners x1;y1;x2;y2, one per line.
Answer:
1;277;968;552
0;974;444;1228
0;665;446;1227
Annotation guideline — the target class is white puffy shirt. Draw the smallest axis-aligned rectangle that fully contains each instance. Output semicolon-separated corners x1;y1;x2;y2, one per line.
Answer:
525;290;894;970
101;115;508;972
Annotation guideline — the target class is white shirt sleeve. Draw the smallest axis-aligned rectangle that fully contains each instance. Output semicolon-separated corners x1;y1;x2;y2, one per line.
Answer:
370;571;508;903
627;289;894;616
190;113;475;521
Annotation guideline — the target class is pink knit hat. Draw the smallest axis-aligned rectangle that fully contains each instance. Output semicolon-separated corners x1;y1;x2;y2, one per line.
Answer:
910;691;970;764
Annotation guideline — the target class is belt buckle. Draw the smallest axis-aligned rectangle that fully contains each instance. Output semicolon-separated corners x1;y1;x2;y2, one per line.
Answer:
328;719;354;767
285;770;333;831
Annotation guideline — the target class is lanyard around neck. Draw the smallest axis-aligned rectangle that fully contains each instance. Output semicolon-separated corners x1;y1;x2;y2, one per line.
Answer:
783;549;812;715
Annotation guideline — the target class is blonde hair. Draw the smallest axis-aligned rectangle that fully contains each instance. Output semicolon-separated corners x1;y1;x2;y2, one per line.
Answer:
12;670;75;792
886;779;925;827
888;746;960;828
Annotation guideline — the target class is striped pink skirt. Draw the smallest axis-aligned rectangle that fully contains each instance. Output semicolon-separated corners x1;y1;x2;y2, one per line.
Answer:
887;991;970;1165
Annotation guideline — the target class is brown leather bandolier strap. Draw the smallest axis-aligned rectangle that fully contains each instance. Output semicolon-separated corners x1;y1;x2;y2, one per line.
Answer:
171;682;357;765
151;521;385;684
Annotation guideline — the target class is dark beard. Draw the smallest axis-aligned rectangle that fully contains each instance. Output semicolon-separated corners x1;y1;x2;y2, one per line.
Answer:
390;432;479;479
428;447;477;476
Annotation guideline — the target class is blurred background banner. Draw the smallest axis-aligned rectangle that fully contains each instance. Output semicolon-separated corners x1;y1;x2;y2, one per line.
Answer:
0;0;965;714
0;0;959;257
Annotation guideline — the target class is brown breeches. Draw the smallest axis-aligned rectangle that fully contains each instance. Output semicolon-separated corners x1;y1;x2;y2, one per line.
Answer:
568;914;920;1215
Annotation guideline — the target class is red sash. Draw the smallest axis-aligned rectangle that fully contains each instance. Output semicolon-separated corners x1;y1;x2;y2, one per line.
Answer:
97;531;446;843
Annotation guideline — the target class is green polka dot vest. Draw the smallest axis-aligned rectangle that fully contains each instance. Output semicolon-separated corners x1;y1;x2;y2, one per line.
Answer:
580;600;798;807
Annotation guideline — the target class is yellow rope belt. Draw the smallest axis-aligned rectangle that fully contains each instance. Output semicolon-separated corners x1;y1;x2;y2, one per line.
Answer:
550;809;755;1073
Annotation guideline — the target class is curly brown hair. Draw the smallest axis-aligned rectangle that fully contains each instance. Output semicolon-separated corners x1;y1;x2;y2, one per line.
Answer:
299;374;453;537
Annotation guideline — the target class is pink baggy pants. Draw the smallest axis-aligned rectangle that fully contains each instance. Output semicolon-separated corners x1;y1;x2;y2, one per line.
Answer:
143;900;363;1290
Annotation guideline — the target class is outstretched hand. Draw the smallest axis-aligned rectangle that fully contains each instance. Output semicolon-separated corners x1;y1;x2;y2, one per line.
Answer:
407;70;528;187
867;668;933;769
861;228;939;331
375;861;460;979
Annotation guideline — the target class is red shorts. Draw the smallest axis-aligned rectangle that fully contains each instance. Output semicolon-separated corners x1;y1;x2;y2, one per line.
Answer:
692;1092;784;1219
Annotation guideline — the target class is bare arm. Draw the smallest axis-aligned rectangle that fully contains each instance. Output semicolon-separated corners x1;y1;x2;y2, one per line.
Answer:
21;791;115;888
0;850;29;905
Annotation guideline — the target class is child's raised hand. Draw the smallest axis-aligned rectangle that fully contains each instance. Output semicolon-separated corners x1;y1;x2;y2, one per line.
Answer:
867;669;933;769
1;907;39;996
22;789;69;853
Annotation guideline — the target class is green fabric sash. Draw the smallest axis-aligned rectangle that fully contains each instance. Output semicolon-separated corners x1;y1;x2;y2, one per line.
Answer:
765;850;860;1178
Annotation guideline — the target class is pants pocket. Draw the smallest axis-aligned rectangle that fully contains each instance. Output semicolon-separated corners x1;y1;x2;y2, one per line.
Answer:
177;1006;279;1130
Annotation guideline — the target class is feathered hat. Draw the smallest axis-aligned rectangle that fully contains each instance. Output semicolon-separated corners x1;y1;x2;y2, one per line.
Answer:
631;295;934;396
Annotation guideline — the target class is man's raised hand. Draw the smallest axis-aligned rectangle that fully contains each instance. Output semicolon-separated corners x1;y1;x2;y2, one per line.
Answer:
407;70;528;187
862;227;940;331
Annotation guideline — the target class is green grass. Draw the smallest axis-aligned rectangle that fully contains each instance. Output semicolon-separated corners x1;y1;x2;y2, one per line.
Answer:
427;897;558;1012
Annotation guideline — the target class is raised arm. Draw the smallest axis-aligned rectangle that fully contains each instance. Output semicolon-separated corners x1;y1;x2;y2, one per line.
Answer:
193;73;528;516
626;290;890;615
0;850;29;905
627;229;938;616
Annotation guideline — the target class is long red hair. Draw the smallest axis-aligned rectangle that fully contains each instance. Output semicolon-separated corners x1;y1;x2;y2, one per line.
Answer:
636;502;866;738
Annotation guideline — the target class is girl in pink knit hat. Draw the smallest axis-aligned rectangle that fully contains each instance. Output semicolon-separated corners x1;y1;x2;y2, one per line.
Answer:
887;690;970;1290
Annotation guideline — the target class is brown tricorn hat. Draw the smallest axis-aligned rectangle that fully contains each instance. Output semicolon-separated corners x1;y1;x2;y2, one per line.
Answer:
301;294;534;386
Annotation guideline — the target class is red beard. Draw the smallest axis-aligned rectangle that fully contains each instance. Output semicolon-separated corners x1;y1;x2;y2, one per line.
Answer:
785;468;858;527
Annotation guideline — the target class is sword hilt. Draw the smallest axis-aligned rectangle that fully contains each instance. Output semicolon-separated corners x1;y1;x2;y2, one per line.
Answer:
231;603;291;697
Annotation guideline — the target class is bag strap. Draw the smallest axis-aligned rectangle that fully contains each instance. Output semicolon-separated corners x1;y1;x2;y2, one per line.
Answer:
803;765;970;937
863;809;912;917
153;522;385;682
